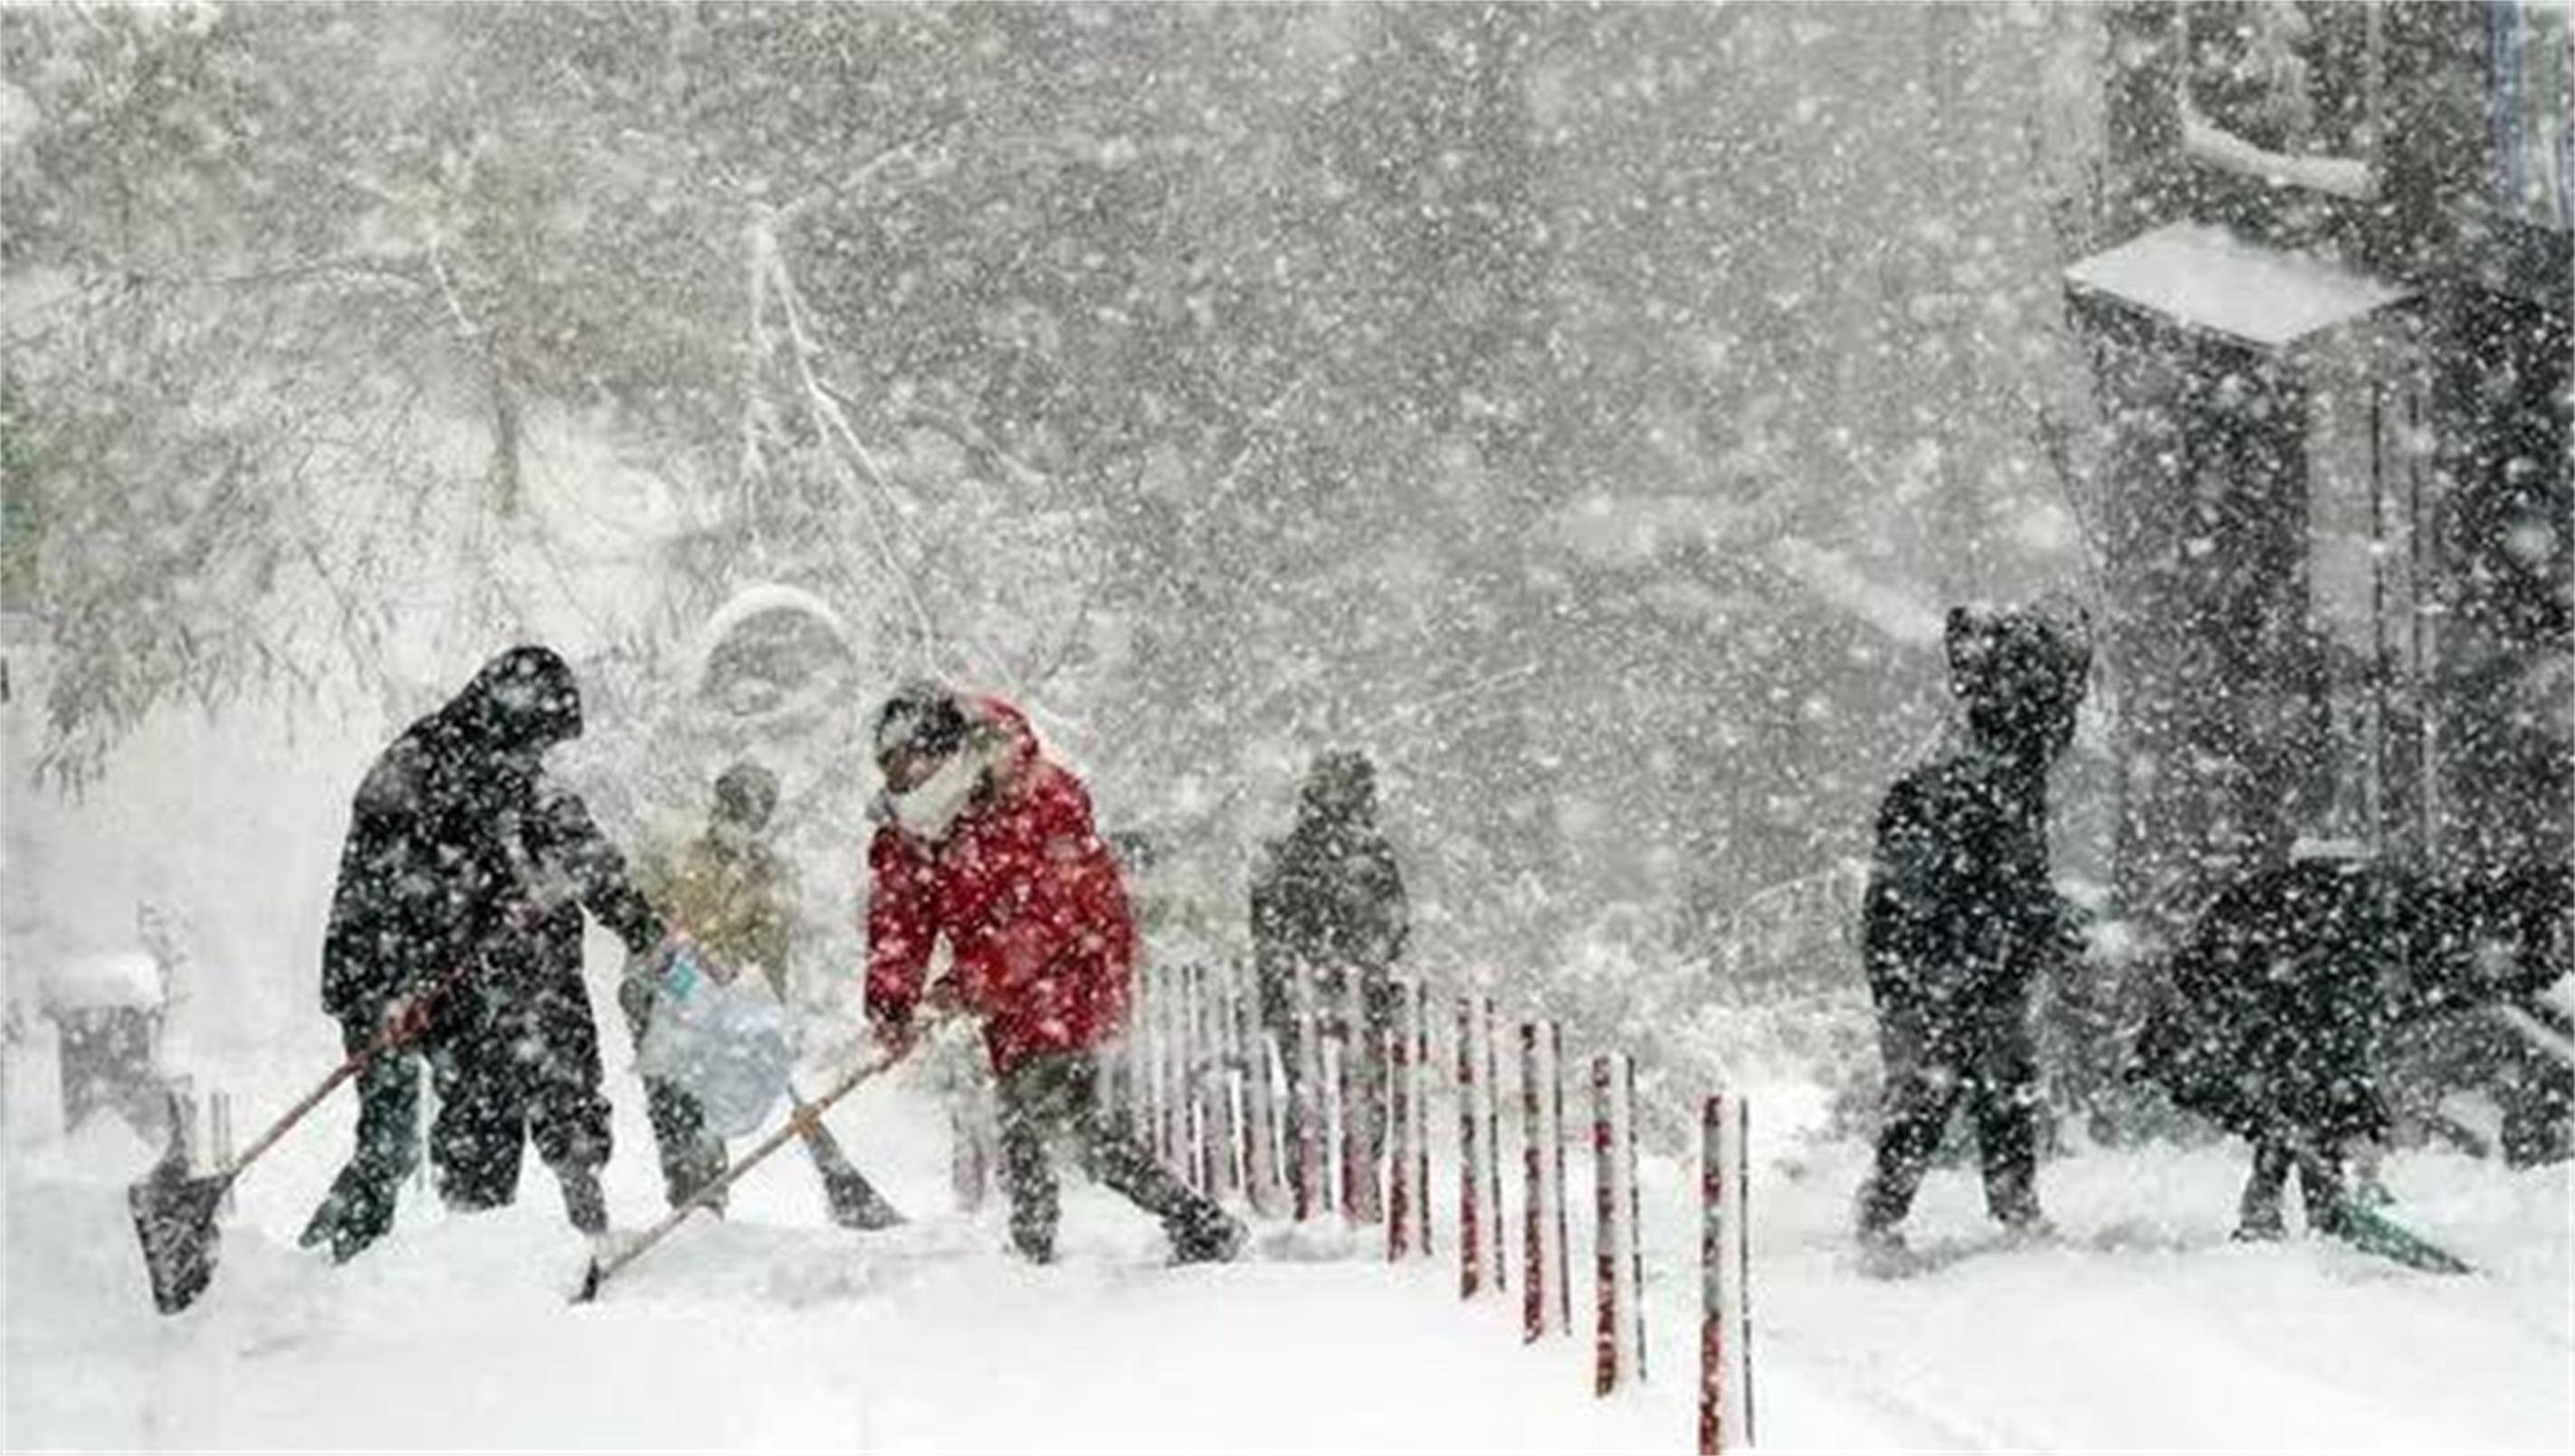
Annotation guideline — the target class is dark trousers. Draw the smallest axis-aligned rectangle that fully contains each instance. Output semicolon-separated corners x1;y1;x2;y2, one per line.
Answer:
301;1013;424;1263
1858;989;2042;1233
426;963;612;1210
997;1051;1228;1261
2238;1137;2347;1236
615;975;730;1210
304;961;616;1261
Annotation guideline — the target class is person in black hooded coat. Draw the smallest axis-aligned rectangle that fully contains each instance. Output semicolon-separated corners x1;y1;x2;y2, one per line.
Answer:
1855;604;2091;1249
1250;750;1409;1196
2136;856;2571;1239
299;646;671;1261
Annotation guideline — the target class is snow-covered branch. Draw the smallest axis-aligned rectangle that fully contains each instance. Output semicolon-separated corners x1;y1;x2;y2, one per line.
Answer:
2179;97;2378;202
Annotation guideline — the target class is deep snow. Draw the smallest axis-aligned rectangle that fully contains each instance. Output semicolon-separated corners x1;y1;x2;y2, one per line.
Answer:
5;1022;2569;1451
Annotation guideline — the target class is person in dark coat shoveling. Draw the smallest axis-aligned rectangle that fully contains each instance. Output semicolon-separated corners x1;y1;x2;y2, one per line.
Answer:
299;646;671;1261
2136;856;2571;1240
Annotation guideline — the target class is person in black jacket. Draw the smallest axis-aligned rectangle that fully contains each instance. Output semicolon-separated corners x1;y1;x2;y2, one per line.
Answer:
1855;605;2090;1251
2136;857;2571;1239
428;785;674;1234
298;647;669;1261
1250;750;1409;1194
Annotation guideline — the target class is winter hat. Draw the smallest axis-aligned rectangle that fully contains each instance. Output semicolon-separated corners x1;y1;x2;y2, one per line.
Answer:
1302;749;1377;821
712;761;779;832
1945;604;2090;761
463;644;584;750
873;680;968;763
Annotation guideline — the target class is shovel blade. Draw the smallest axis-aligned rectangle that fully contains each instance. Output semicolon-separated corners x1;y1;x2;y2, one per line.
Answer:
128;1162;230;1315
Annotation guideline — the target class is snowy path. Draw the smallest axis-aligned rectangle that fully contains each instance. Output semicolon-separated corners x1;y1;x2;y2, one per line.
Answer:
5;1052;2570;1451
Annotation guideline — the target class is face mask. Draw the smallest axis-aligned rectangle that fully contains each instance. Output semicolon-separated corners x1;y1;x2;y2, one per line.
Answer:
889;743;991;842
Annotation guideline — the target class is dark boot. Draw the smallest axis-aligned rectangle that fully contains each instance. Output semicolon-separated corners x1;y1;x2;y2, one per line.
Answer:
1857;1035;1963;1245
300;1164;401;1265
2294;1144;2349;1237
1167;1203;1246;1265
302;1021;419;1265
646;1079;730;1213
2235;1142;2291;1241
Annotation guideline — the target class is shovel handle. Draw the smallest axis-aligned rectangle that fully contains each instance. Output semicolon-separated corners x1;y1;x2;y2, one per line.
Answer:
219;963;476;1180
577;1013;952;1300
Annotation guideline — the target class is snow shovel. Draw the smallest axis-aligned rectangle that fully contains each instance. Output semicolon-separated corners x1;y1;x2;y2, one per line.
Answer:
2329;1197;2475;1275
636;941;901;1230
574;1012;949;1304
791;1081;905;1230
129;969;467;1315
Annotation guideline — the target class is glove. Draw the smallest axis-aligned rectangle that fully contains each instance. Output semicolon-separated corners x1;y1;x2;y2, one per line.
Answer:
872;1012;918;1058
381;994;435;1045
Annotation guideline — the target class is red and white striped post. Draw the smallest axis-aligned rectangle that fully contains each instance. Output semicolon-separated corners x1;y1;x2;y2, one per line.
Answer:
1593;1052;1646;1396
1700;1092;1756;1454
1185;965;1209;1189
1416;990;1434;1257
1522;1022;1570;1341
1194;965;1227;1197
1292;966;1327;1220
1341;975;1382;1227
1321;1031;1349;1213
1213;962;1245;1201
1458;995;1483;1297
1550;1023;1570;1333
1168;964;1192;1169
1522;1023;1546;1340
1388;983;1416;1261
1626;1056;1647;1383
1241;970;1286;1216
1483;995;1506;1291
1151;964;1178;1164
1121;964;1152;1143
1179;962;1195;1194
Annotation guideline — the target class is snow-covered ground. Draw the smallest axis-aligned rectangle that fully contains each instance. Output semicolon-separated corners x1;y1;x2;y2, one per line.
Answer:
6;1020;2568;1451
5;633;2566;1451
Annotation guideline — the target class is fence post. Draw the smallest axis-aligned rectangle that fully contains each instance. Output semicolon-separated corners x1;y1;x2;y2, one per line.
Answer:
1389;985;1414;1261
1459;995;1481;1297
1243;995;1285;1219
1214;962;1245;1202
1594;1052;1645;1395
1256;1039;1287;1219
1700;1090;1758;1453
1702;1095;1723;1454
1293;965;1326;1220
1594;1054;1616;1395
1416;985;1434;1257
1195;965;1226;1196
1484;995;1506;1291
1144;964;1170;1164
1342;975;1381;1227
1551;1022;1570;1334
1626;1055;1646;1383
1737;1095;1757;1446
1522;1022;1545;1342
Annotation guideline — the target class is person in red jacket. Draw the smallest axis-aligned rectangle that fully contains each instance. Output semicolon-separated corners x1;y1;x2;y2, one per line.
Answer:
863;681;1243;1265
